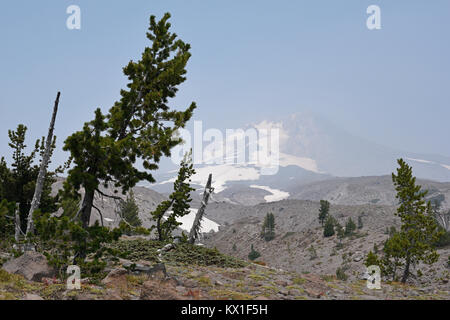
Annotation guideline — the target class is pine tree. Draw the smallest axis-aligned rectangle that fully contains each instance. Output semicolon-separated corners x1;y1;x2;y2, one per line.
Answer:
118;190;142;228
382;159;443;283
323;216;335;237
344;217;356;236
0;200;15;240
0;125;58;232
60;197;80;219
365;251;380;268
150;151;195;241
261;212;275;241
335;222;345;243
248;244;261;261
63;13;196;229
318;200;330;226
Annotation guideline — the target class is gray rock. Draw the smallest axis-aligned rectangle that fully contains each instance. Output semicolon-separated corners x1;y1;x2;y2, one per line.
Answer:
2;251;55;282
360;271;371;280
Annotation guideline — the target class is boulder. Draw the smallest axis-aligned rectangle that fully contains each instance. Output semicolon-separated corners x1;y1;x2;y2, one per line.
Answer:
2;251;55;282
360;271;371;280
101;268;128;287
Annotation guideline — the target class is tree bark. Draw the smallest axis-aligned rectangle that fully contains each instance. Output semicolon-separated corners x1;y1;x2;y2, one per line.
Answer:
80;189;95;229
26;92;60;236
188;174;213;244
401;255;411;283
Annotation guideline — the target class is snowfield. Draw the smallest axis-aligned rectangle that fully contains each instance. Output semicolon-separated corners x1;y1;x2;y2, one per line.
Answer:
165;208;220;233
250;185;290;202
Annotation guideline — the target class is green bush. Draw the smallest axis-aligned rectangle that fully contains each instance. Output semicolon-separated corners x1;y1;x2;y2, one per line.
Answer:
0;200;15;241
248;244;261;261
344;217;356;236
434;228;450;248
261;213;275;241
364;251;380;268
308;245;318;260
107;239;246;268
323;216;335;237
336;267;348;281
32;211;121;279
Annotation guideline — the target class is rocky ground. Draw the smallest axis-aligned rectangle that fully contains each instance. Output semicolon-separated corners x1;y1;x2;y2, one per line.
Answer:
0;238;448;300
203;201;450;292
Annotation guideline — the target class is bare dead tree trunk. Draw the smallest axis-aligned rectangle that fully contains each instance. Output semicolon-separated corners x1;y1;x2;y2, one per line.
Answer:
26;92;61;236
14;203;22;242
436;210;450;232
188;174;214;244
401;254;411;283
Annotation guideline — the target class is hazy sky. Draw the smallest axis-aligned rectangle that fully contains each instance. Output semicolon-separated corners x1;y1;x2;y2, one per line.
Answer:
0;0;449;169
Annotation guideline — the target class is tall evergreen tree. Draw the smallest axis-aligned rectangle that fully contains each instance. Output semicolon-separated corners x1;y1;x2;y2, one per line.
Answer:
150;151;195;241
63;13;196;229
383;159;443;283
118;190;142;228
0;200;15;240
318;200;330;226
261;212;275;241
344;217;356;236
0;125;58;232
323;216;335;237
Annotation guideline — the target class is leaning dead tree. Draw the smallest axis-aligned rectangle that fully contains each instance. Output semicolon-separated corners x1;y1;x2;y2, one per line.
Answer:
14;203;23;242
188;174;214;244
25;92;61;236
435;210;450;232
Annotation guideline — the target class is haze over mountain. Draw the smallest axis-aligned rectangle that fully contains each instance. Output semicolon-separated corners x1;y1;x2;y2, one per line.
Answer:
148;112;450;206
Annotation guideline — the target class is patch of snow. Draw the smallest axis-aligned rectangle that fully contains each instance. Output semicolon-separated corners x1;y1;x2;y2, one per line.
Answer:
250;185;290;202
191;164;260;193
165;208;220;233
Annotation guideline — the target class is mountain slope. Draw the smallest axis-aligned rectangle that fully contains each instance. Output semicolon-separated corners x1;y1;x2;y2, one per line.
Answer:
288;175;450;208
150;112;450;206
